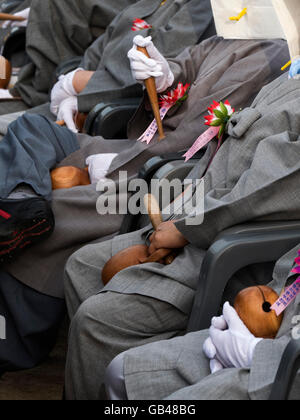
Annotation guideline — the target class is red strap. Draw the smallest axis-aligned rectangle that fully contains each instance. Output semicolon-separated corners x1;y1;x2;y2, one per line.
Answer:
0;209;11;219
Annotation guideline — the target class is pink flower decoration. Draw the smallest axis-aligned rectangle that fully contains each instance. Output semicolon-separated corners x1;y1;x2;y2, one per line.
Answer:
204;100;235;127
159;83;190;107
131;18;152;31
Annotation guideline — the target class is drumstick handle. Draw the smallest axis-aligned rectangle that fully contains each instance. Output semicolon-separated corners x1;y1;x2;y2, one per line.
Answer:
136;46;165;141
0;13;26;21
144;194;163;230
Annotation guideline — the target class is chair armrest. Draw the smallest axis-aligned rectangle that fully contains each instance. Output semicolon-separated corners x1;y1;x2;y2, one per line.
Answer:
83;97;142;138
270;338;300;400
187;221;300;332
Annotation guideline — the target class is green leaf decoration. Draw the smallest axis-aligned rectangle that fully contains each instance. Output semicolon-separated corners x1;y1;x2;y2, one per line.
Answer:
219;102;228;117
213;109;224;119
210;119;222;127
218;124;225;138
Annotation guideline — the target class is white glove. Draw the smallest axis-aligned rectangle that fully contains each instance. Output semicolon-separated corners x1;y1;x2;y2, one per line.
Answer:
289;58;300;80
127;35;174;93
203;302;262;371
0;89;13;99
57;96;78;133
86;153;118;184
203;315;227;374
50;68;83;116
2;8;30;28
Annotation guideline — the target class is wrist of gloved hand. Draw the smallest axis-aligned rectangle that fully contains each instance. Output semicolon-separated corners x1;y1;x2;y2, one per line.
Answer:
289;57;300;80
128;35;174;93
57;96;78;133
50;68;83;115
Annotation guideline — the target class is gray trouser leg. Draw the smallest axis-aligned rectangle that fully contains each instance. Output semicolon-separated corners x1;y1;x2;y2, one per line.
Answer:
65;291;188;400
105;352;128;400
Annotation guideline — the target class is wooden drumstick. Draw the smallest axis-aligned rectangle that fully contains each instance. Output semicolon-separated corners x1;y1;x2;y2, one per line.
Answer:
137;46;165;141
0;12;26;21
144;193;163;230
143;193;177;265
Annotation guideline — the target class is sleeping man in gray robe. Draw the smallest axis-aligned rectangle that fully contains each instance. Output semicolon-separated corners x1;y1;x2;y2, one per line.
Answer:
104;244;300;400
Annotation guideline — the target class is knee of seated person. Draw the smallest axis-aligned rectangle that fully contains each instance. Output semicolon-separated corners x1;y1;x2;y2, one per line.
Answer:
70;293;126;333
70;297;99;335
105;352;128;400
64;247;87;288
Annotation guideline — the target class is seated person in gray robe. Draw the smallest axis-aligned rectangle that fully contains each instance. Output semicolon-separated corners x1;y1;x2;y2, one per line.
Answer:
0;0;140;114
104;244;300;400
0;0;215;121
0;36;288;374
63;72;300;399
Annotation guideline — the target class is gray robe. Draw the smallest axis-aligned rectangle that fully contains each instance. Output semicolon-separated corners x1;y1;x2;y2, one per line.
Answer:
63;75;300;399
0;0;216;122
9;0;139;106
76;0;216;113
122;246;300;400
3;38;289;298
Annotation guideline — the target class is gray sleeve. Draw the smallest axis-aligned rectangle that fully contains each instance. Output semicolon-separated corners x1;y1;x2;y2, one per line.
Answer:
168;37;219;88
176;131;300;248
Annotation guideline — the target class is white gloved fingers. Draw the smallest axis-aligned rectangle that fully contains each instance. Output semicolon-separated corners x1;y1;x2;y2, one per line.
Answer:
3;7;30;28
57;97;78;133
2;20;11;29
50;69;82;115
222;302;251;334
128;48;158;68
59;109;78;133
211;315;227;331
209;325;225;348
203;337;217;359
14;7;30;19
145;41;168;63
0;89;13;99
210;359;224;374
130;60;162;73
133;35;153;48
134;70;163;81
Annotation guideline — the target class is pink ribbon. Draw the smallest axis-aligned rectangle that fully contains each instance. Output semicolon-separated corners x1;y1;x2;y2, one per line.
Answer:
183;126;220;162
271;278;300;316
138;104;173;144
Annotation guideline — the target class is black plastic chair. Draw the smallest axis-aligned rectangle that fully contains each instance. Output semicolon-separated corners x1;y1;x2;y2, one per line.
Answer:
185;221;300;400
82;97;142;138
187;221;300;332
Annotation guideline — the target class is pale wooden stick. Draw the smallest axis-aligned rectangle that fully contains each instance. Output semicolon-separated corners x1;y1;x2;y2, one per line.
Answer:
0;12;25;21
144;193;162;230
137;46;165;141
